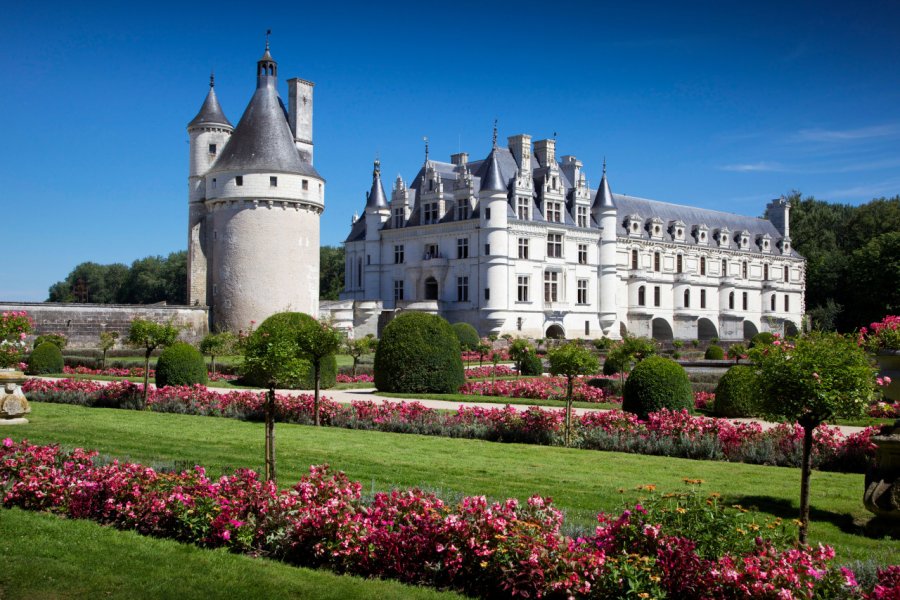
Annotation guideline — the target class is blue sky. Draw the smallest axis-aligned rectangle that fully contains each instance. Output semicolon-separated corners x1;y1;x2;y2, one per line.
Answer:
3;0;899;301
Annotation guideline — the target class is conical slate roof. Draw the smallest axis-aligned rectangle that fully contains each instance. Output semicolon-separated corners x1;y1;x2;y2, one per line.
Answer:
592;163;615;212
188;82;232;129
366;160;388;209
479;149;507;193
210;81;316;176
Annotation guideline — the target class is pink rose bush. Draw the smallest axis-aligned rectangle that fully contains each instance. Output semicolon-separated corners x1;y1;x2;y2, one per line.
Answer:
461;376;608;403
464;365;517;379
335;373;375;383
858;315;900;352
61;365;239;382
22;379;878;473
0;438;895;598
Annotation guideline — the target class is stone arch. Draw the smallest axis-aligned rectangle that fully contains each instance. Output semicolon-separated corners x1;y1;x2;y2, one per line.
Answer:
743;320;759;340
546;324;565;339
424;277;438;300
785;321;799;337
651;317;674;341
697;318;718;340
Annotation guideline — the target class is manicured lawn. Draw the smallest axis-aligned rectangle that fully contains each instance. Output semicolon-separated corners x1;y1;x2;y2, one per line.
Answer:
0;508;460;600
7;402;898;566
381;391;619;410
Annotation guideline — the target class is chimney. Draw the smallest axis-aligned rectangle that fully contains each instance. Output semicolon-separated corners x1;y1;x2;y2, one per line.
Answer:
533;139;556;167
507;134;532;174
288;78;315;164
451;152;468;166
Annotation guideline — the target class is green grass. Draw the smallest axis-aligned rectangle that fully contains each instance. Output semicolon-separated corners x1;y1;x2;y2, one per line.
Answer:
0;507;460;600
380;391;619;410
6;402;898;566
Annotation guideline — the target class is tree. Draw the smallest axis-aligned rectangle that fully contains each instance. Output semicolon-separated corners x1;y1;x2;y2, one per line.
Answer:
199;331;236;376
508;338;534;377
548;342;599;447
99;330;119;368
344;334;376;377
750;332;874;544
605;335;656;387
319;245;345;301
296;319;343;427
846;232;900;328
48;252;187;305
242;312;313;481
126;319;180;405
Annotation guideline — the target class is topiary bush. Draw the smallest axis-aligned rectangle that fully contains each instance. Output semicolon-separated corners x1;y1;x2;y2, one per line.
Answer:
750;332;775;348
155;342;208;388
713;365;759;418
622;356;693;419
704;345;725;360
519;351;544;376
374;313;464;393
33;333;67;351
451;322;480;352
25;342;64;375
241;312;337;390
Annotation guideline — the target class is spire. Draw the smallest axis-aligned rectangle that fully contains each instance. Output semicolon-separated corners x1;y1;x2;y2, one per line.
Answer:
188;74;233;129
592;159;616;212
423;136;430;164
366;159;388;209
492;119;498;149
257;30;277;87
480;147;506;193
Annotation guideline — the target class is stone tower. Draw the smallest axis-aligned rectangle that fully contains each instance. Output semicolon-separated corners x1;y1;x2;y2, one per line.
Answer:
187;42;325;332
592;162;618;335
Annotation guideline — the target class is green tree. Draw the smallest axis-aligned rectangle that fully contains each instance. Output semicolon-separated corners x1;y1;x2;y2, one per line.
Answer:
99;330;119;369
750;332;874;543
295;319;343;427
548;342;599;447
199;331;236;376
605;335;656;387
508;338;534;377
126;319;180;405
48;252;187;305
846;232;900;327
344;334;376;377
319;245;345;301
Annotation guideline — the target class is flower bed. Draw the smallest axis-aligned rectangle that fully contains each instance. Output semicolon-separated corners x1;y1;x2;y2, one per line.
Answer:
461;349;510;363
461;376;608;403
335;373;375;383
61;365;238;382
22;379;877;473
463;365;517;379
0;438;895;599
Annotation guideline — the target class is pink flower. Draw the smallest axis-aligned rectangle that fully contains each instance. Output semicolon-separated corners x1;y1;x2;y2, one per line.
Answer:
2;438;12;447
222;530;231;541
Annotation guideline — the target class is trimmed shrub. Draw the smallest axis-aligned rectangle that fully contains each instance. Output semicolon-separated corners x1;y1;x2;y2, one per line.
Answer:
622;356;693;419
241;312;337;390
451;322;480;351
750;332;775;348
519;351;544;376
374;313;464;393
704;345;725;360
26;342;64;375
602;354;624;376
33;333;68;350
155;342;208;388
713;365;759;417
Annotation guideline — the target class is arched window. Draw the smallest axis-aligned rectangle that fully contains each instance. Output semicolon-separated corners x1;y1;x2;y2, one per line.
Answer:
729;291;735;310
631;249;639;269
676;255;683;273
654;252;661;272
684;289;690;308
700;257;706;275
638;286;646;306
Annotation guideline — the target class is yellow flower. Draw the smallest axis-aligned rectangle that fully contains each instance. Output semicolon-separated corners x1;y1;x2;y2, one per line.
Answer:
676;507;687;514
638;594;650;599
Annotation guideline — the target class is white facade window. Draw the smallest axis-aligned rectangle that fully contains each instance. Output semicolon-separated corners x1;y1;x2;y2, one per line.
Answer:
235;175;243;186
654;252;661;272
784;266;790;282
576;206;588;228
517;276;530;302
742;291;748;310
577;279;588;304
742;261;748;279
785;294;790;311
729;292;735;309
392;207;404;228
547;233;563;258
270;176;277;187
577;243;588;265
394;244;404;264
546;201;562;223
209;144;217;155
302;179;309;191
517;197;530;220
457;238;469;259
654;286;661;307
700;257;706;275
544;271;559;303
456;198;470;220
393;280;404;301
684;289;690;308
424;243;439;259
764;264;769;281
638;285;646;306
700;289;707;308
518;237;529;259
631;249;639;269
722;259;728;276
457;276;469;302
676;255;683;273
424;202;439;224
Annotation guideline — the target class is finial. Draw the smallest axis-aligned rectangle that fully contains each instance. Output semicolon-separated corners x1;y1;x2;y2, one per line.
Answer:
492;119;498;149
423;136;429;162
265;29;271;51
373;158;381;176
602;156;607;175
209;71;215;88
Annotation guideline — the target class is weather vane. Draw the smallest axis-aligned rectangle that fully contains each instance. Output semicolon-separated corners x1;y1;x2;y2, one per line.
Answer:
492;119;498;148
266;29;271;50
423;136;429;162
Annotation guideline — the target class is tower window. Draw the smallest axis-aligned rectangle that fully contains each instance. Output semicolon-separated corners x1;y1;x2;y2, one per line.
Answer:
485;208;491;220
742;261;748;279
209;144;217;155
771;295;776;311
235;175;243;186
211;178;216;189
784;266;790;282
729;292;735;310
684;289;690;308
764;264;769;281
700;256;706;275
676;255;683;273
484;243;490;255
638;286;646;306
484;288;490;301
270;176;278;187
653;286;661;307
742;292;748;311
631;249;639;269
578;243;588;265
785;294;790;311
722;259;728;276
302;179;309;191
700;289;706;308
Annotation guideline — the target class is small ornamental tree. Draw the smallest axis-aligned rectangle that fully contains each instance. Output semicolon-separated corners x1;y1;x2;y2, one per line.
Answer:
605;335;656;387
127;319;179;405
475;341;492;367
751;331;875;544
99;330;119;369
508;338;534;377
199;331;237;376
296;319;343;427
344;334;377;377
242;312;312;482
451;322;480;352
548;342;600;447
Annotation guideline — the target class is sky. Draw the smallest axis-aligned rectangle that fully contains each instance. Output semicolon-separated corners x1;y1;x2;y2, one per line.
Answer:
2;0;899;301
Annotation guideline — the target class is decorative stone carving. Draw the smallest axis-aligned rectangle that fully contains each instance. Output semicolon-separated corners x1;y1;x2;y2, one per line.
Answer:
0;369;30;424
864;421;900;521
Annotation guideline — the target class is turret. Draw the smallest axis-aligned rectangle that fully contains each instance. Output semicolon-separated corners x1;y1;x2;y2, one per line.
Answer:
364;160;389;299
593;161;618;335
479;134;510;332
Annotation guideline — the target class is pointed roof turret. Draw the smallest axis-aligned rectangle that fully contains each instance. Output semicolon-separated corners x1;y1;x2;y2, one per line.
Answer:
366;159;388;209
479;121;507;193
188;73;233;129
592;158;616;212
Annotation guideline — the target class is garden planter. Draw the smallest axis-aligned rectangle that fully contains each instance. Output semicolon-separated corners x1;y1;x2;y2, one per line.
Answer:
0;369;30;424
876;350;900;402
864;420;900;521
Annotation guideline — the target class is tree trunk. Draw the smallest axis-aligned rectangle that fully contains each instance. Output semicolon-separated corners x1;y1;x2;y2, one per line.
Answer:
351;357;358;377
101;349;107;370
565;378;574;447
265;387;276;482
143;350;151;405
314;362;321;427
210;355;217;377
798;418;817;545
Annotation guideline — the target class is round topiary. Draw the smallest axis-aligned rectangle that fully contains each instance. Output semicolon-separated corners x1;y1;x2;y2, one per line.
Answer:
602;354;623;376
155;342;208;388
622;356;693;419
451;322;480;351
374;313;465;393
750;332;775;348
704;345;725;360
242;312;337;389
713;365;759;417
25;342;64;375
519;351;544;376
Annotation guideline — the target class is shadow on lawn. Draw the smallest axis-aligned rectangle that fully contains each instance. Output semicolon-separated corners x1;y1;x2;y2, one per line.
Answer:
729;494;881;539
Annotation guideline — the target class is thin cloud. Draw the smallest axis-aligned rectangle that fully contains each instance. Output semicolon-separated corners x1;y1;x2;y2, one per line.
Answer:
793;123;900;143
719;162;784;173
820;179;900;201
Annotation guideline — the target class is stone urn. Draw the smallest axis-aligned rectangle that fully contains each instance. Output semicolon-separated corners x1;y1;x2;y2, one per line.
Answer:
864;420;900;521
876;350;900;402
0;369;31;424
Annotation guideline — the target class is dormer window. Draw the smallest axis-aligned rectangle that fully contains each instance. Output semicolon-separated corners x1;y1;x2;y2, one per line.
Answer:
632;223;639;232
648;217;664;239
208;144;217;155
626;215;643;236
670;220;686;242
693;224;710;245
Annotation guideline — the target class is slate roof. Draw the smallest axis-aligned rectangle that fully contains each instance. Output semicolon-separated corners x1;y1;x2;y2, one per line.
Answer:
188;85;233;129
366;161;388;209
